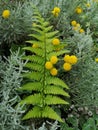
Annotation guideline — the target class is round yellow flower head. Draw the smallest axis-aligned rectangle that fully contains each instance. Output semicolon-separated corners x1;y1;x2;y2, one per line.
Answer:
45;61;53;70
79;29;85;33
54;7;60;13
95;58;98;62
63;63;72;71
69;55;78;65
50;56;58;64
2;10;10;19
76;23;80;28
52;38;60;45
64;55;70;62
86;3;91;7
50;68;58;76
52;11;59;17
71;20;77;26
52;7;60;17
73;26;79;31
32;44;38;48
75;7;83;14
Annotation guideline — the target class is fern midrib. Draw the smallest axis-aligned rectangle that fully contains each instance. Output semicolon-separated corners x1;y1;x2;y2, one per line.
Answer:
42;20;47;108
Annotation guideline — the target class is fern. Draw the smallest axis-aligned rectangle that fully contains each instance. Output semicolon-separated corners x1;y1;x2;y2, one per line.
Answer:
19;9;70;122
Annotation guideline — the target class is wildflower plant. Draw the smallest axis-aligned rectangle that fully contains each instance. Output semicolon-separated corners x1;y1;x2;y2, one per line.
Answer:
19;8;70;122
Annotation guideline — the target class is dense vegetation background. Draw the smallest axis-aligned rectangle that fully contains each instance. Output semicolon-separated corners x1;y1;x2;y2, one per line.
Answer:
1;0;98;130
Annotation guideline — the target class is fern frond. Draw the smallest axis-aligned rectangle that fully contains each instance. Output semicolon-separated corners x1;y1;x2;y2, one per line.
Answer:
44;85;70;97
46;77;69;89
48;50;70;58
46;31;59;38
19;9;70;122
44;26;53;32
29;34;44;41
20;94;43;105
25;62;43;72
22;72;42;81
45;95;69;105
20;82;42;91
22;106;63;122
22;55;44;65
23;47;44;57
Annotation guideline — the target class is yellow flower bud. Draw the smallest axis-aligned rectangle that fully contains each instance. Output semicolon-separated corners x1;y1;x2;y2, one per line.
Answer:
63;63;72;71
50;68;58;76
75;7;83;14
69;55;78;65
2;10;10;19
64;55;70;62
79;29;85;33
52;38;60;45
50;56;58;64
71;20;77;26
45;61;53;70
95;58;98;62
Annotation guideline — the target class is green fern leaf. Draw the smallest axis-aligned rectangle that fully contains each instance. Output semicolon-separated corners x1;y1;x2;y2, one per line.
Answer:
46;77;69;89
46;31;59;38
23;47;44;57
20;82;42;91
22;55;44;65
22;106;63;122
44;26;53;32
20;94;43;105
25;62;43;72
48;50;70;58
45;95;69;105
44;85;70;97
29;34;44;41
22;71;42;81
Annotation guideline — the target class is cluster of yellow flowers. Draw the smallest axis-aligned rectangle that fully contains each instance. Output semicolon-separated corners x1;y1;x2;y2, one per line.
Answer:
63;55;78;71
52;7;60;17
45;56;58;76
71;20;85;33
75;7;83;14
2;10;10;19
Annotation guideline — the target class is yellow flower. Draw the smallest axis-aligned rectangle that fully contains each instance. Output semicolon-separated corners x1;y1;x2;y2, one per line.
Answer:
69;55;78;65
75;7;83;14
76;23;80;28
95;58;98;62
63;63;72;71
71;20;77;26
32;44;38;48
64;55;78;65
54;7;60;13
86;3;91;7
52;7;60;17
45;61;53;70
50;56;58;64
50;68;58;76
72;26;79;31
52;38;60;45
2;10;10;18
79;29;85;33
64;55;70;62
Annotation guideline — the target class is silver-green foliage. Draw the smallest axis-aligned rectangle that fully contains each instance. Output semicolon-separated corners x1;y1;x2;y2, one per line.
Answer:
0;50;28;130
65;30;98;108
0;1;33;44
